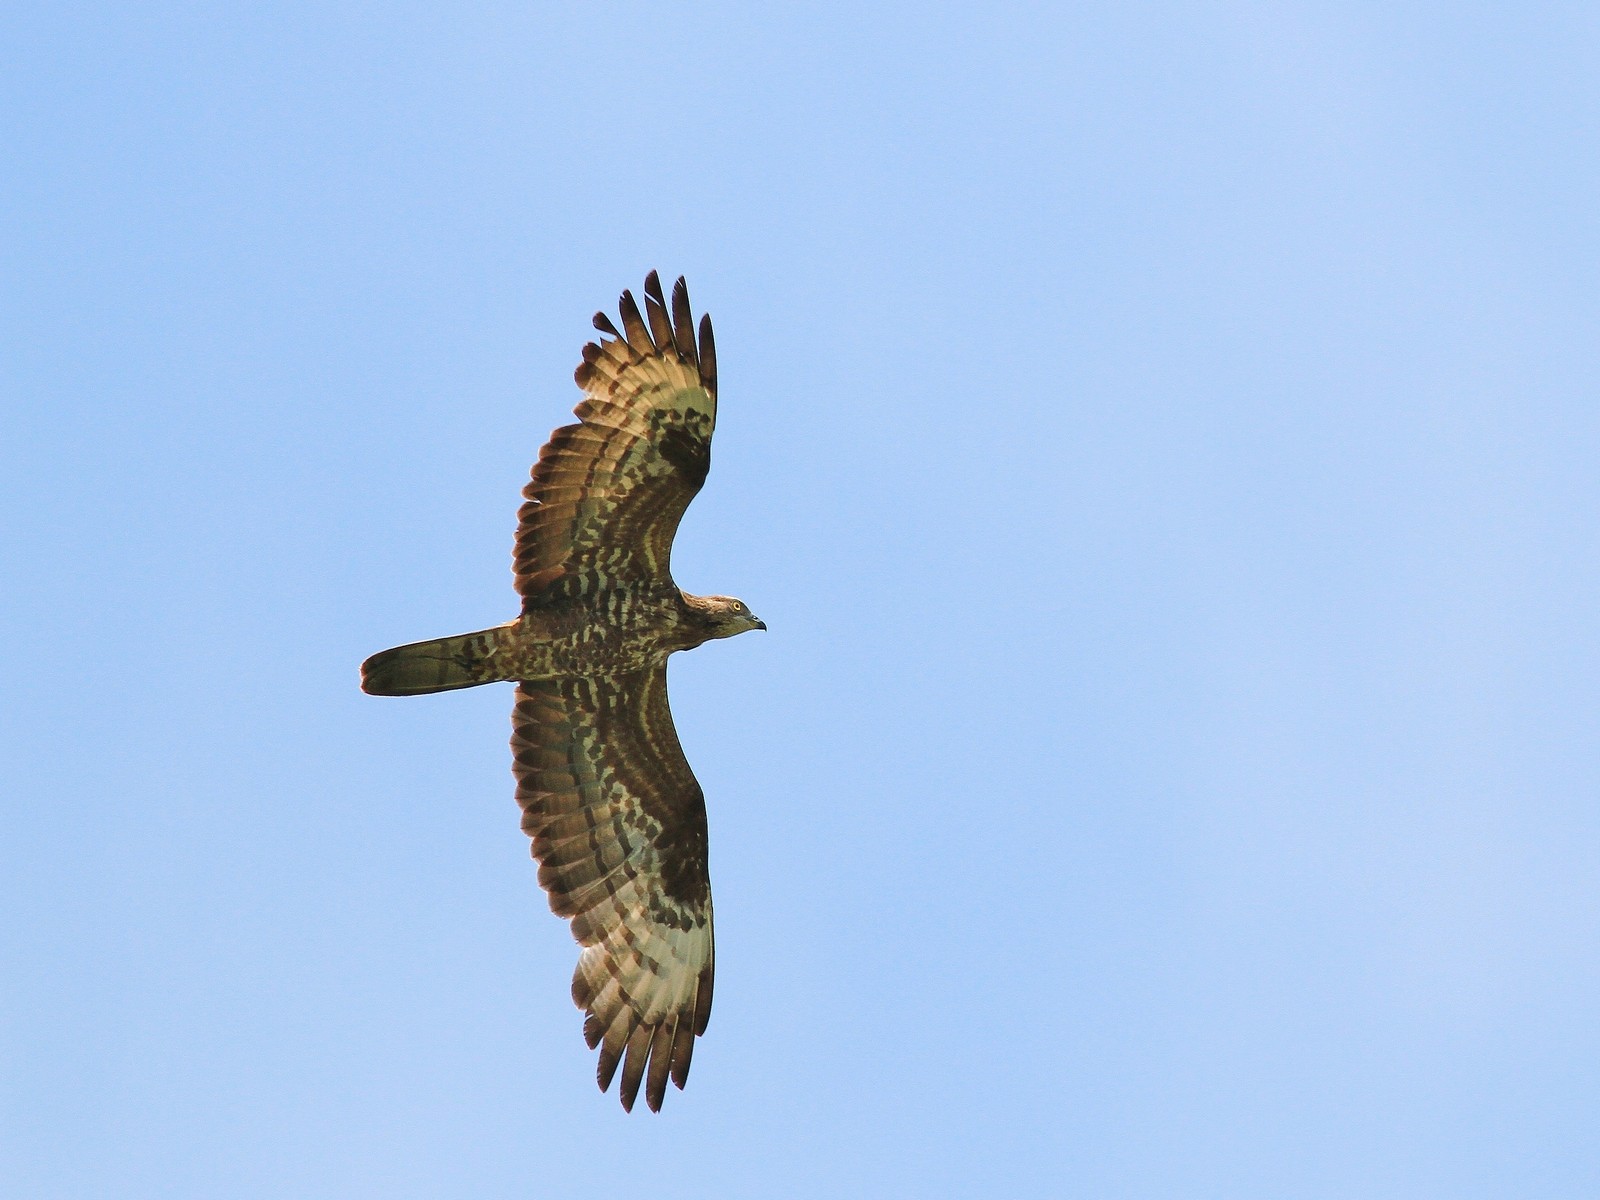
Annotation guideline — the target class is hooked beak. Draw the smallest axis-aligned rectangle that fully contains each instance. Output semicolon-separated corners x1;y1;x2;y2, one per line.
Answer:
753;617;767;631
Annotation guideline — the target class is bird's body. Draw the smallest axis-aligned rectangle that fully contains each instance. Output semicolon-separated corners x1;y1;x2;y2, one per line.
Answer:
360;584;744;694
361;273;761;1112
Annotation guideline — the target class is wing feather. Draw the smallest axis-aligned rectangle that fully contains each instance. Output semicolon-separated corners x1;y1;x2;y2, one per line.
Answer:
645;1020;676;1112
616;288;652;355
697;313;717;393
643;270;675;351
669;1009;696;1087
618;1021;655;1112
511;668;714;1112
670;277;698;366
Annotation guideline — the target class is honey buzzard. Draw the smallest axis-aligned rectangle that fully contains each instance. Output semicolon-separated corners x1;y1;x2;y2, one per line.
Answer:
361;273;763;1112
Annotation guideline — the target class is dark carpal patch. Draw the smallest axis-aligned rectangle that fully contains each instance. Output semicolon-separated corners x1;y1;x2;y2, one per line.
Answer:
658;427;710;487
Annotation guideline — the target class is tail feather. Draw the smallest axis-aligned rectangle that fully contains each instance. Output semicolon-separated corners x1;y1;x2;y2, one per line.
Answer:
361;626;510;696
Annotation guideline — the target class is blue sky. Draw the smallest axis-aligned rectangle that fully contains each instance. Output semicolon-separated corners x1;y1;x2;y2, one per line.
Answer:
4;4;1597;1196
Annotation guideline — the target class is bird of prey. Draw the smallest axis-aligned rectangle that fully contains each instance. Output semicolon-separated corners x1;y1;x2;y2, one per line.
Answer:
360;273;763;1112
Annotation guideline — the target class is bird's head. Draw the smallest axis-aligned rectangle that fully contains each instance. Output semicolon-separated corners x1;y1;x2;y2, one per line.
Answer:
688;593;767;640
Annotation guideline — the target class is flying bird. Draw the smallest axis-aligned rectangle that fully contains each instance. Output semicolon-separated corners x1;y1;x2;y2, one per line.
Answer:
361;273;763;1112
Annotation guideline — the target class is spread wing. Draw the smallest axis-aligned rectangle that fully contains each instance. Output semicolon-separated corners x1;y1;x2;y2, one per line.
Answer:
511;667;714;1112
514;272;718;603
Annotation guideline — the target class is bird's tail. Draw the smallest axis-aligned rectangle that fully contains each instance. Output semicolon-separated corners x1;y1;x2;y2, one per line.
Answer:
360;625;512;696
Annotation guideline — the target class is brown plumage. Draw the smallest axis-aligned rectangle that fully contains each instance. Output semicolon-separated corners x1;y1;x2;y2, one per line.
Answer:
361;274;763;1111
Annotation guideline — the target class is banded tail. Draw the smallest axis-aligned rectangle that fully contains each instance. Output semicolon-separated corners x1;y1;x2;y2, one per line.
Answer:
360;625;511;696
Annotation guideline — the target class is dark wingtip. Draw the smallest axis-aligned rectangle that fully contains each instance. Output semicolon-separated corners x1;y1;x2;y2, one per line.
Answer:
698;313;717;392
579;1004;603;1046
596;1041;623;1093
693;963;714;1036
642;271;674;351
670;277;697;364
617;288;653;351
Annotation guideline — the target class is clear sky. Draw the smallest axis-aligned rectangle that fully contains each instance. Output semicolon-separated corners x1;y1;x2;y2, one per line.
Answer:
4;4;1597;1197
